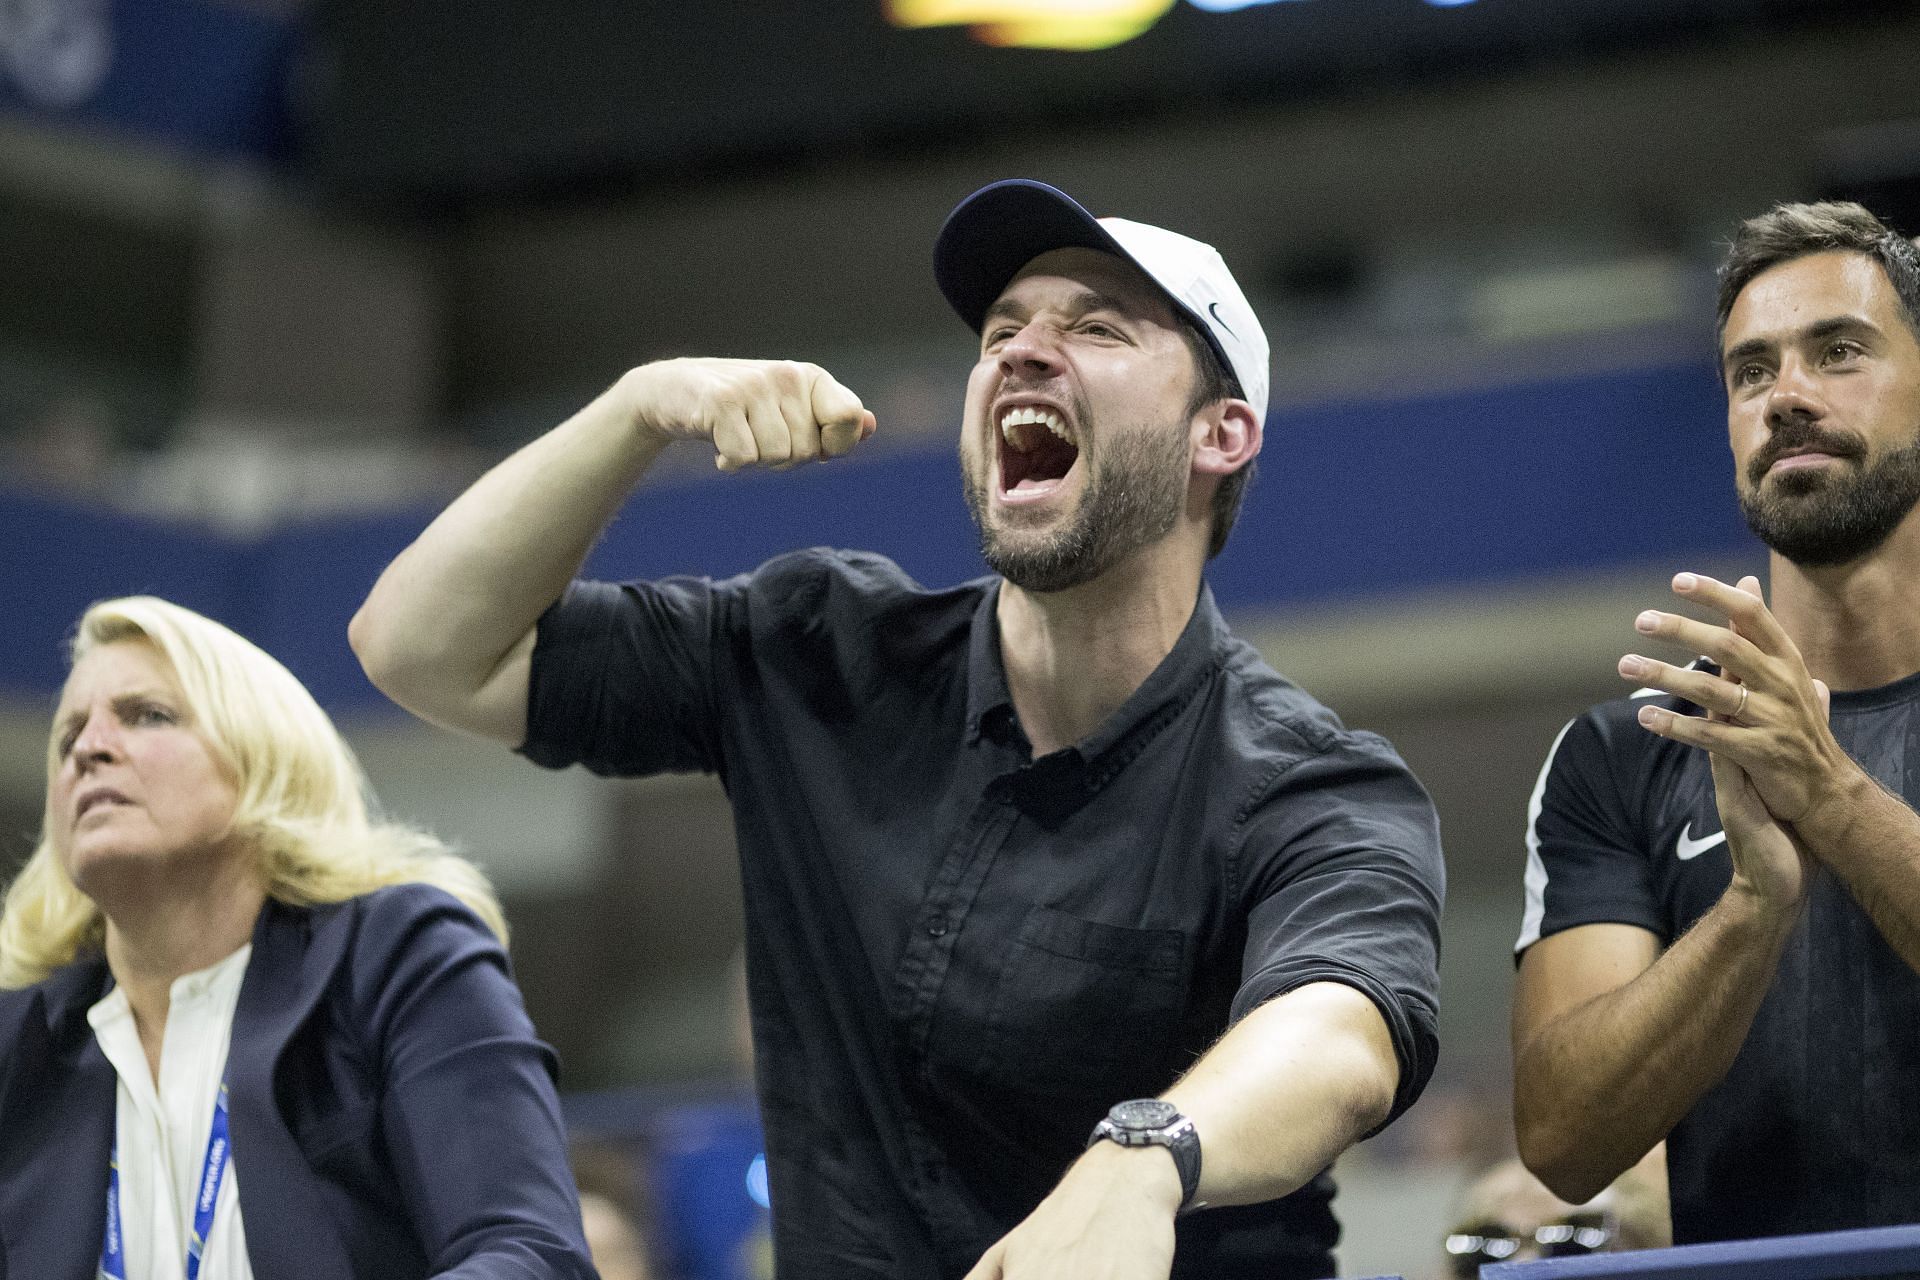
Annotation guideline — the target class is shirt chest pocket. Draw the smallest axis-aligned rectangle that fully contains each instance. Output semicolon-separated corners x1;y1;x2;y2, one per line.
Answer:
979;904;1188;1098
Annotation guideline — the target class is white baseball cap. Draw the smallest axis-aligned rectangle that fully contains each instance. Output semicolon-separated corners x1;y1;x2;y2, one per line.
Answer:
933;179;1270;425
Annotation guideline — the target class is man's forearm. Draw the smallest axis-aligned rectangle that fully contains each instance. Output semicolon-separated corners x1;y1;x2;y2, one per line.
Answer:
1801;767;1920;973
1160;981;1398;1207
1514;889;1792;1202
350;376;667;735
963;983;1398;1280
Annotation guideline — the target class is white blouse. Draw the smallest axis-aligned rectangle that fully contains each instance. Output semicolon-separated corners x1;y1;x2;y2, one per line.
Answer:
87;945;254;1280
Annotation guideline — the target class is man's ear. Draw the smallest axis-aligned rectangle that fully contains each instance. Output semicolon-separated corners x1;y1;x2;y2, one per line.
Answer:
1191;399;1262;477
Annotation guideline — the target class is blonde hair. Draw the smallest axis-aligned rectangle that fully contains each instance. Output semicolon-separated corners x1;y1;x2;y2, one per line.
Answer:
0;596;507;988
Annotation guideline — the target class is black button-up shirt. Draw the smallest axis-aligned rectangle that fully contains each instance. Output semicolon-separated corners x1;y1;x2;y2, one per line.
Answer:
523;549;1443;1280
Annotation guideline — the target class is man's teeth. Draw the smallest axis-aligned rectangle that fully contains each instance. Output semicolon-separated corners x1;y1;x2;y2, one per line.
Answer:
999;406;1074;450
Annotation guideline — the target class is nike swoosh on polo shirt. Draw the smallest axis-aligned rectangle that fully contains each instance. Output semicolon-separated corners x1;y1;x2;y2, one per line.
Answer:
1676;822;1728;860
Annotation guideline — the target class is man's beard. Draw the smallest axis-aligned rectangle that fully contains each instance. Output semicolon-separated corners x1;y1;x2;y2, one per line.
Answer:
962;416;1190;594
1738;417;1920;568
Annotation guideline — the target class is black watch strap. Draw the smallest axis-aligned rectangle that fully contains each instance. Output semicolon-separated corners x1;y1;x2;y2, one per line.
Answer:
1087;1099;1203;1209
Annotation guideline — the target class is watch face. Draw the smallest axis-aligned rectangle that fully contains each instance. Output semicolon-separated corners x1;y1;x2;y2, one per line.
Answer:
1110;1099;1179;1131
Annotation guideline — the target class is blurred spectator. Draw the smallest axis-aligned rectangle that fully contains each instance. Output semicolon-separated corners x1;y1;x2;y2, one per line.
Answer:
726;944;754;1081
581;1193;653;1280
1362;1078;1512;1169
725;945;773;1280
1443;1148;1669;1276
572;1140;661;1280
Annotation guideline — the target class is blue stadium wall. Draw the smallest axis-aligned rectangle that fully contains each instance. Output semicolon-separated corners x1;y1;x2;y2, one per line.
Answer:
2;360;1757;709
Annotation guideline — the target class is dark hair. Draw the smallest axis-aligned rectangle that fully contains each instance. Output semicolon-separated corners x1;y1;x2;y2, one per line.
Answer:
1717;201;1920;342
1175;318;1258;559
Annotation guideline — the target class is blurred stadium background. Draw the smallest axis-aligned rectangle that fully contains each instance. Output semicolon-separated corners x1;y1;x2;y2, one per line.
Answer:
3;1;1919;1275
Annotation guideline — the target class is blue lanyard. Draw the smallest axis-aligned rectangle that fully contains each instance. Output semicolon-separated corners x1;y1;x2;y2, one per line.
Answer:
100;1080;233;1280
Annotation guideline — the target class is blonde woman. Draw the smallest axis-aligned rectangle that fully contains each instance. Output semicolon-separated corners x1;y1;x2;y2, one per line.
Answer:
0;597;595;1280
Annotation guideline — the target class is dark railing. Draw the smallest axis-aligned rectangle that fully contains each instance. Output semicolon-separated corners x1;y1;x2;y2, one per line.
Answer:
1482;1224;1920;1280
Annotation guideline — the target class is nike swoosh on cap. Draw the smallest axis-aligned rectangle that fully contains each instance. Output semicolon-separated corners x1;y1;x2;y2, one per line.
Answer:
1676;821;1728;861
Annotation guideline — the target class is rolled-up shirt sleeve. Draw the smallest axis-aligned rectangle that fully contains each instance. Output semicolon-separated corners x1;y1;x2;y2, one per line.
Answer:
1229;732;1444;1126
517;573;742;778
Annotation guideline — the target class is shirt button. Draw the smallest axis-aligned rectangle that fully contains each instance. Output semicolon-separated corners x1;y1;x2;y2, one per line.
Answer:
925;916;948;937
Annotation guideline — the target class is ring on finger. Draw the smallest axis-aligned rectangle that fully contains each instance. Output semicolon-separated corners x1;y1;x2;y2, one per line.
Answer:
1731;685;1749;724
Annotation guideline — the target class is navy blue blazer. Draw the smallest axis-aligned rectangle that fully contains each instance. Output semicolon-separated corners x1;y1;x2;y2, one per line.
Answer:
0;883;597;1280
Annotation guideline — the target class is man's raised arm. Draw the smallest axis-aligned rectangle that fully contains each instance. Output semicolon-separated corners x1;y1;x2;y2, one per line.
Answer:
348;358;874;743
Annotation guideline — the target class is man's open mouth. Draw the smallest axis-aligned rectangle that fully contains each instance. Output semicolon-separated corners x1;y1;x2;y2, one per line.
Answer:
998;406;1080;494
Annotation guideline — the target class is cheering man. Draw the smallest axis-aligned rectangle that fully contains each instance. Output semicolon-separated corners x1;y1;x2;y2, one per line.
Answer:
352;180;1444;1279
1514;202;1920;1240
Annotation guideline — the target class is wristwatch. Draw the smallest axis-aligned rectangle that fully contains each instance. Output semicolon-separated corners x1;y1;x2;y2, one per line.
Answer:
1087;1098;1203;1210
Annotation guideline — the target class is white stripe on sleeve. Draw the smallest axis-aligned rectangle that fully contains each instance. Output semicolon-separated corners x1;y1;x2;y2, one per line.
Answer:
1516;719;1575;954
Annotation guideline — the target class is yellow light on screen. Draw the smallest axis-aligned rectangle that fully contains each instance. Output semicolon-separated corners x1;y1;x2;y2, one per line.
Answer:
886;0;1179;50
